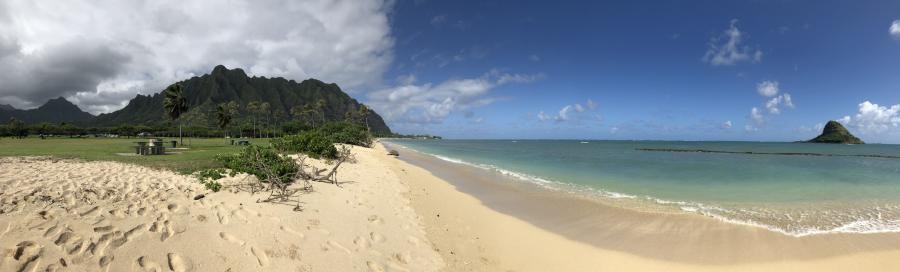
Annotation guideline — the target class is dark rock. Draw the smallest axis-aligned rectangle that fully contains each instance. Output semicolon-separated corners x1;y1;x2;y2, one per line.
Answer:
193;194;205;200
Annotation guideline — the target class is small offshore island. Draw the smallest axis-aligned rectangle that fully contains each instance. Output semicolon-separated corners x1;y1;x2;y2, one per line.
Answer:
807;120;865;144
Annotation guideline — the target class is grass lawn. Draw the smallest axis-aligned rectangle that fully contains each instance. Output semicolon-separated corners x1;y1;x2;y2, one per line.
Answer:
0;137;270;174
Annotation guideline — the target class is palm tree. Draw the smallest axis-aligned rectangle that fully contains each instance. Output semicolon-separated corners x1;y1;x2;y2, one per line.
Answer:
163;84;189;146
246;101;261;138
216;103;232;138
315;99;327;125
358;104;370;132
259;102;271;138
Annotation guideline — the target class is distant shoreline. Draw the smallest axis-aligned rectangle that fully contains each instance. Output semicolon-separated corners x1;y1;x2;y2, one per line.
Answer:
382;141;900;270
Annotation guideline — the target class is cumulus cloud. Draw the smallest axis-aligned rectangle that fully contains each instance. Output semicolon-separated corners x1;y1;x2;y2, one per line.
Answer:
537;99;598;123
891;20;900;39
838;101;900;134
722;120;733;129
0;0;394;113
367;70;541;124
703;19;762;66
765;93;793;114
750;107;764;125
756;81;779;97
746;81;794;129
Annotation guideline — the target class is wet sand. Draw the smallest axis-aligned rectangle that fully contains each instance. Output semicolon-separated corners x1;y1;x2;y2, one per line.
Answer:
383;142;900;271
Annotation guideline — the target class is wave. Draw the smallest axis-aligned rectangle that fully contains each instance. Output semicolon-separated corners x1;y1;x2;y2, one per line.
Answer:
387;141;900;237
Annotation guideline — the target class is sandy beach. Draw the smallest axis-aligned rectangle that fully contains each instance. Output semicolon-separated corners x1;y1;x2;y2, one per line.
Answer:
0;146;442;272
3;143;900;271
383;143;900;272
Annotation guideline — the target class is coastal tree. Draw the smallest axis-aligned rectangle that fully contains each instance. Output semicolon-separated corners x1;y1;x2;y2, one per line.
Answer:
7;117;27;138
215;103;233;138
163;84;189;145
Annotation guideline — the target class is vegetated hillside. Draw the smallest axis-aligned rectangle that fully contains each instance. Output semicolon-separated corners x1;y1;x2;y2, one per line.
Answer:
807;120;864;144
92;65;391;134
0;97;94;124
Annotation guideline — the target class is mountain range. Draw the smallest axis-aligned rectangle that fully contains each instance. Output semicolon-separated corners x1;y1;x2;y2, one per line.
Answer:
1;65;392;134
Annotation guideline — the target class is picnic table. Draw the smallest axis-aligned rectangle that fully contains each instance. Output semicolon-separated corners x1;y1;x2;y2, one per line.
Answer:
231;138;250;146
133;139;166;155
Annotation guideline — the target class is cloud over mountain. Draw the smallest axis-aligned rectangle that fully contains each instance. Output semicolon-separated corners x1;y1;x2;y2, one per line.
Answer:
0;0;394;114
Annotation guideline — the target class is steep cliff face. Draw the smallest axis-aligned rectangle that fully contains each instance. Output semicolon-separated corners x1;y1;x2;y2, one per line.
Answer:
92;65;391;134
808;121;864;144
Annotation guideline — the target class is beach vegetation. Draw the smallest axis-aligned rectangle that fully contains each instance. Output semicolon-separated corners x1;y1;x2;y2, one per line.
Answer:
271;131;338;159
195;168;226;192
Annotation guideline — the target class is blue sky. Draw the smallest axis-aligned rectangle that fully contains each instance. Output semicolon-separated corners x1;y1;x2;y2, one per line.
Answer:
1;1;898;142
374;0;900;142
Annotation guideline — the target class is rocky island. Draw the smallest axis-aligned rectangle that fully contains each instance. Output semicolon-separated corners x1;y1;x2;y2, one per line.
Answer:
807;120;864;144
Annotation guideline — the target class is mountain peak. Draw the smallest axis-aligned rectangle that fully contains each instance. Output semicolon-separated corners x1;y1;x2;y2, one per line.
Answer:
0;104;15;111
808;120;864;144
211;65;247;78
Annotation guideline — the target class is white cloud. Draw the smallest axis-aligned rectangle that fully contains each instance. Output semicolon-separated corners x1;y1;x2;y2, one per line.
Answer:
537;99;598;123
528;54;540;62
367;71;541;124
756;81;779;97
722;120;733;129
703;19;762;66
891;20;900;39
748;81;794;128
0;0;394;113
765;93;794;114
839;101;900;134
573;104;585;113
431;15;448;26
537;111;552;121
586;99;598;110
750;107;764;125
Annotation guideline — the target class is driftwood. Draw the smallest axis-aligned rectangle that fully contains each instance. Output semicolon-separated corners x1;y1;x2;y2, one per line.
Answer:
231;144;356;211
300;145;355;186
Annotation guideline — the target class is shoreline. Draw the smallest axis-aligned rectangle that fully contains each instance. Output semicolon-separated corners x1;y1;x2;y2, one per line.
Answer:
378;142;900;271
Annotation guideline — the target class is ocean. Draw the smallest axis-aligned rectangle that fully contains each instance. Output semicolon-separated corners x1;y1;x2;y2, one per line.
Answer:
384;139;900;237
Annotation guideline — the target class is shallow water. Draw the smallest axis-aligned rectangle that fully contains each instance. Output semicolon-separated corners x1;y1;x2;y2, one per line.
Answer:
384;139;900;236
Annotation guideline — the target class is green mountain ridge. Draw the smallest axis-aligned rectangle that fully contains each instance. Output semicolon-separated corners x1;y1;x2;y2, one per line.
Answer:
807;120;864;144
0;97;95;124
5;65;391;134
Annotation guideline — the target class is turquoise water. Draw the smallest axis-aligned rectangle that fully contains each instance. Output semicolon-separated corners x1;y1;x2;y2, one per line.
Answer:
385;139;900;236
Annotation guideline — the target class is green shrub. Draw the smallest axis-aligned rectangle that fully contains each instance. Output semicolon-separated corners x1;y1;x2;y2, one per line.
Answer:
216;145;298;184
194;168;226;192
317;121;372;147
271;131;338;159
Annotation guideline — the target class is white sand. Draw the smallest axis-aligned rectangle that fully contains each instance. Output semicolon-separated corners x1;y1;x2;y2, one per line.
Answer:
0;148;442;272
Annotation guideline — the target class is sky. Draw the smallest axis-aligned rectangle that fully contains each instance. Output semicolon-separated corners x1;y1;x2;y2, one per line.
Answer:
0;1;899;143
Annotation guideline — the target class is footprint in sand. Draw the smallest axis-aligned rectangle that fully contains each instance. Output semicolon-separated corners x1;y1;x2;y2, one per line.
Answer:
93;225;115;233
353;236;371;249
14;241;42;272
43;223;62;238
366;261;386;272
279;225;305;239
322;240;352;254
367;215;383;224
371;232;386;243
137;256;163;272
79;206;101;217
250;246;269;267
99;255;114;268
219;232;245;246
167;253;192;272
216;208;230;225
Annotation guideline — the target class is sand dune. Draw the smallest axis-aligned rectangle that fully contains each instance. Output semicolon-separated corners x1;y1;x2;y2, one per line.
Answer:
0;147;442;272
